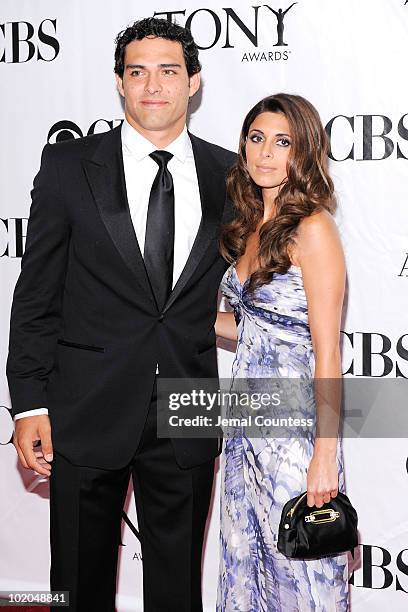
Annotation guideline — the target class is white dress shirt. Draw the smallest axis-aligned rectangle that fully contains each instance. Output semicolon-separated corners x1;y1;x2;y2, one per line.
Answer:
15;119;202;420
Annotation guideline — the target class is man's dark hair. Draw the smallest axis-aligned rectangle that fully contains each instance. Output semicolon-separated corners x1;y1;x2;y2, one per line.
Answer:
114;17;201;78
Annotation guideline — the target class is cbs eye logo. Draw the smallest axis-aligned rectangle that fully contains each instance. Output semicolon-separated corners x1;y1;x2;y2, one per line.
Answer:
47;119;123;144
0;406;14;446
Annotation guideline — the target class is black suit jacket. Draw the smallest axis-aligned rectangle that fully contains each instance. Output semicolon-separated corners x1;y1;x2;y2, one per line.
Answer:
7;125;236;469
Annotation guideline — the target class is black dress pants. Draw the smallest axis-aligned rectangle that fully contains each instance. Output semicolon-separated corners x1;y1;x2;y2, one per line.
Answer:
49;384;215;612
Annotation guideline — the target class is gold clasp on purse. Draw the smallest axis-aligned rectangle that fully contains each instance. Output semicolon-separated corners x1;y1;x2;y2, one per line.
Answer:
304;509;340;524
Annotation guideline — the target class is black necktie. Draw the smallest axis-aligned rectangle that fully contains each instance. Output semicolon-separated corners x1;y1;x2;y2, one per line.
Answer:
144;150;175;311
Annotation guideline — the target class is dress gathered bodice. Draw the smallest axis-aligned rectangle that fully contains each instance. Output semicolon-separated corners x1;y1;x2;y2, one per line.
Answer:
220;263;315;379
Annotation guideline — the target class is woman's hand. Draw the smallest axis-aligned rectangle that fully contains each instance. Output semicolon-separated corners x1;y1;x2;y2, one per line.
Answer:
215;311;237;341
306;452;338;508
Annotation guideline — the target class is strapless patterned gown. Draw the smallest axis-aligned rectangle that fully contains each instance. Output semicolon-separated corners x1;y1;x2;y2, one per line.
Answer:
216;263;349;612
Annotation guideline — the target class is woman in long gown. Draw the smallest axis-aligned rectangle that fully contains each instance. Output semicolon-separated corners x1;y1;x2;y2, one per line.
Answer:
215;93;349;611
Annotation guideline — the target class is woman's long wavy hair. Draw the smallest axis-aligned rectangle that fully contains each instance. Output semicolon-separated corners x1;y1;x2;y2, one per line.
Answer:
219;93;336;293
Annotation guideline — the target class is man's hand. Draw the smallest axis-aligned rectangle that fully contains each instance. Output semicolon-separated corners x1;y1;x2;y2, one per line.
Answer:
13;415;53;477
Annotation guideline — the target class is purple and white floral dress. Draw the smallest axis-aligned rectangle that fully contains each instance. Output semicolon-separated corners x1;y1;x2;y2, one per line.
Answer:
216;263;349;612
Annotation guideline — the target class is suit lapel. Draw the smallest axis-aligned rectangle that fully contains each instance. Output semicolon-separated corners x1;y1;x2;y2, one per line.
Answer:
162;133;227;313
82;127;228;314
82;126;158;310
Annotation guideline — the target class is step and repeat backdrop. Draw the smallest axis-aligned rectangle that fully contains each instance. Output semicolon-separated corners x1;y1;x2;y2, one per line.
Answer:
1;1;408;610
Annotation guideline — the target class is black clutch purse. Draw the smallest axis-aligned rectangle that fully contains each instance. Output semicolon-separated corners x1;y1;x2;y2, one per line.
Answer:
277;491;358;559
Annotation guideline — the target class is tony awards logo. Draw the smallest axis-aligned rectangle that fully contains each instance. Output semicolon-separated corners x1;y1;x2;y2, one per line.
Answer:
153;3;299;63
266;2;297;46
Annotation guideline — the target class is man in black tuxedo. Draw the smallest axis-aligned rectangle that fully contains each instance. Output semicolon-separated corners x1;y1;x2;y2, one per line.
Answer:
7;17;235;612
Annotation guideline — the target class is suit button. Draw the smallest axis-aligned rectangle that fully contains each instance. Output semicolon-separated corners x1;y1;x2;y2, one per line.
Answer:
158;314;164;322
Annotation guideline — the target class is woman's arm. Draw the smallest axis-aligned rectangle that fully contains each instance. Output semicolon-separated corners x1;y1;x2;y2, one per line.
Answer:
295;209;346;508
215;312;237;341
